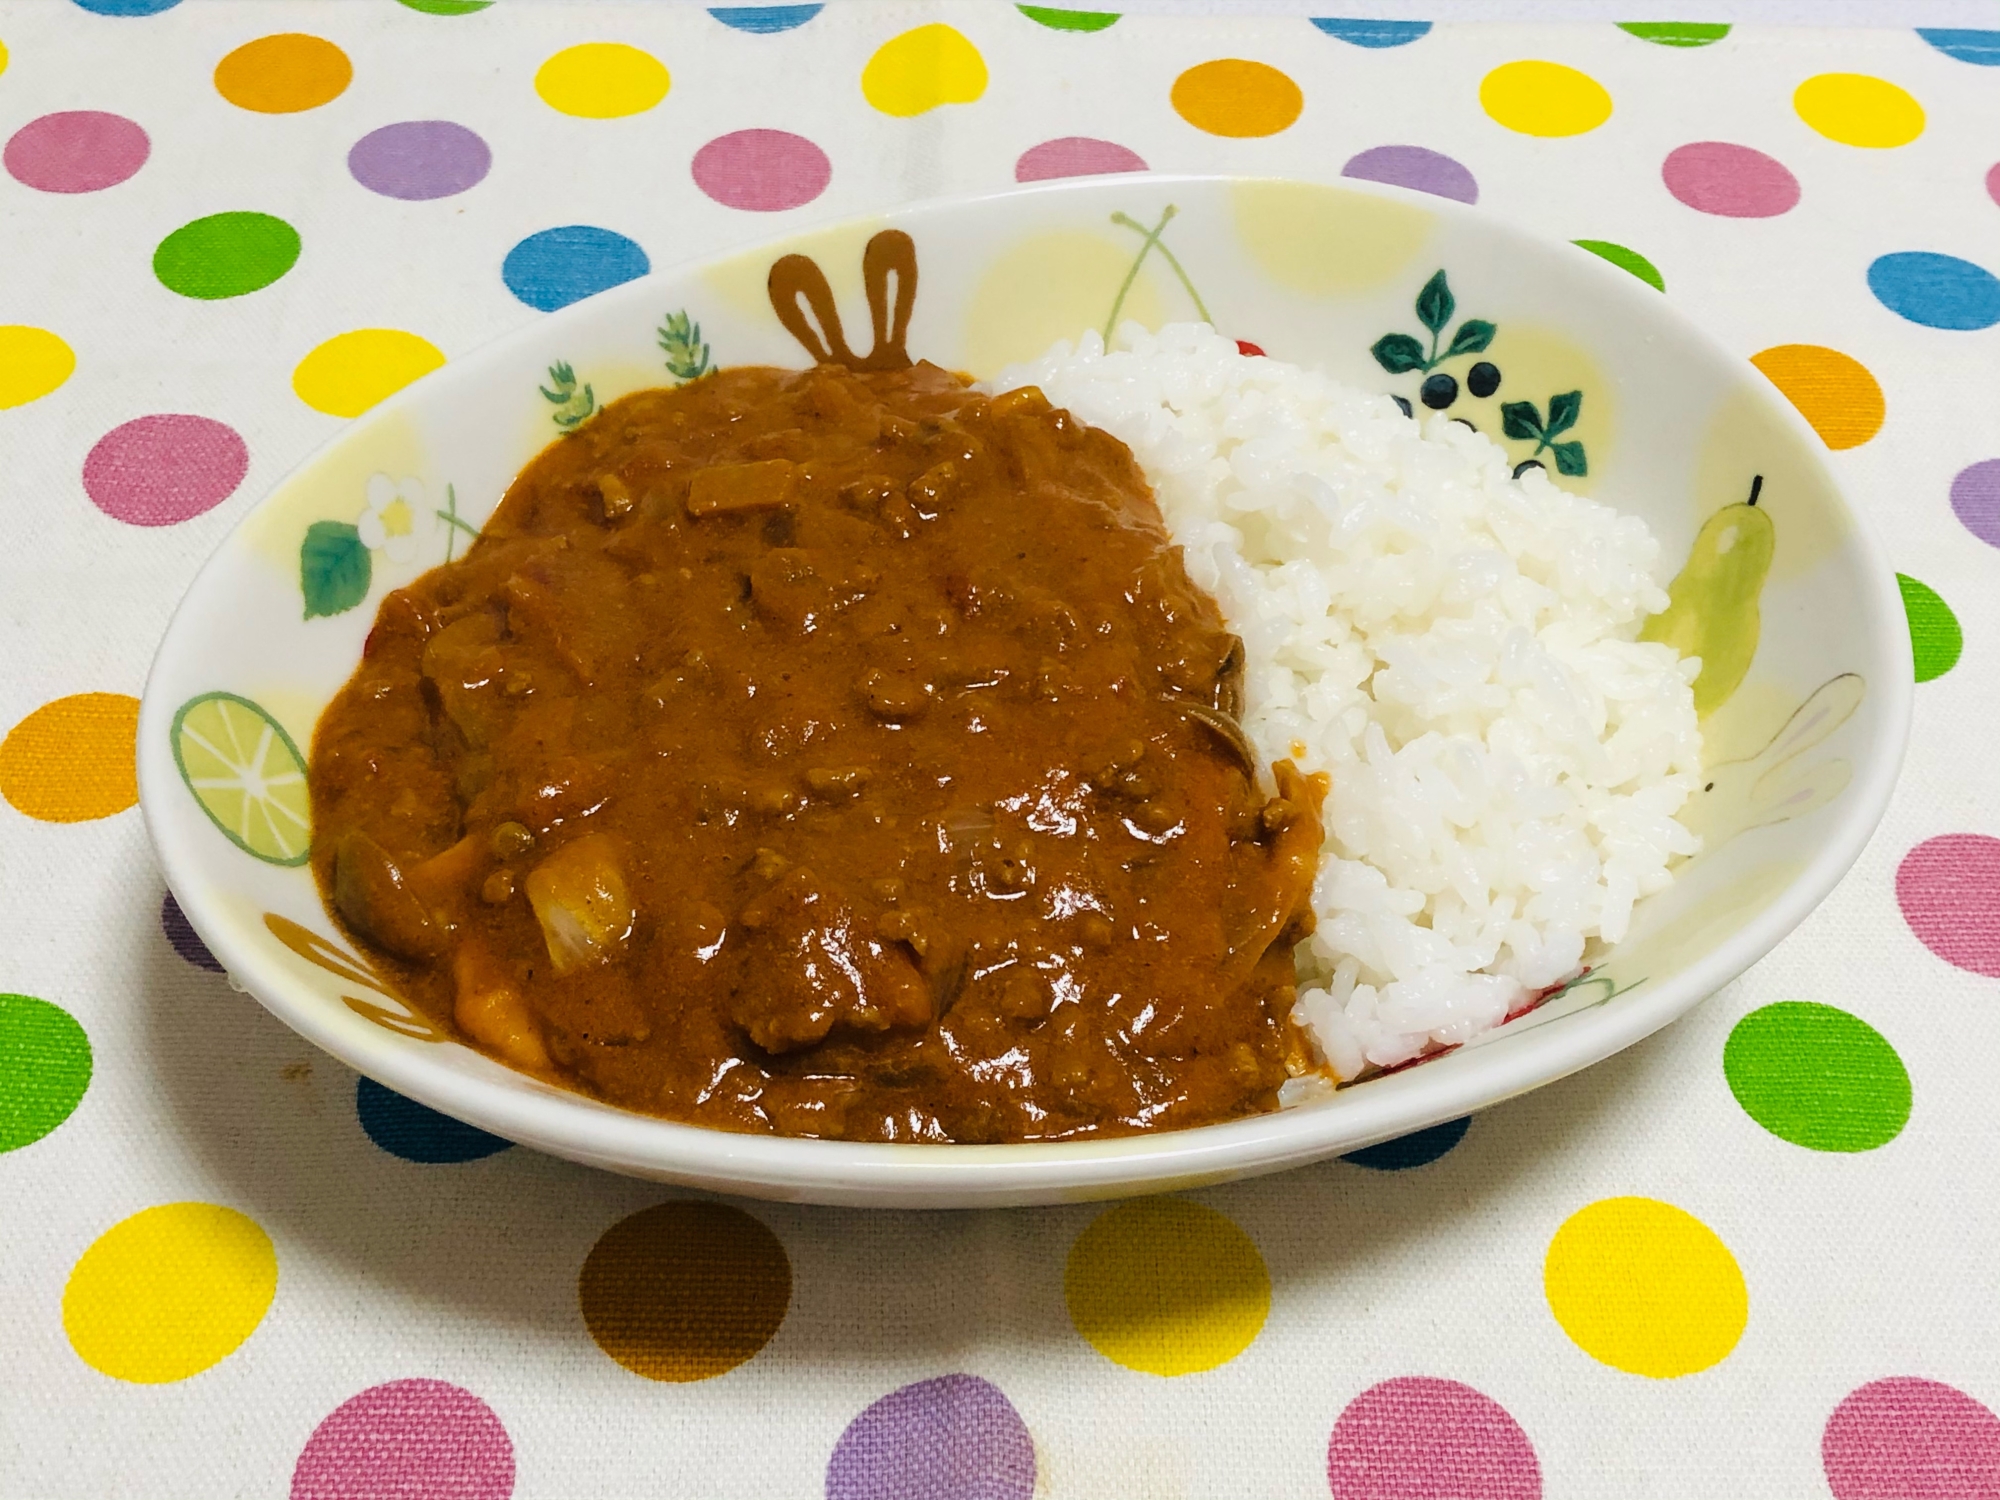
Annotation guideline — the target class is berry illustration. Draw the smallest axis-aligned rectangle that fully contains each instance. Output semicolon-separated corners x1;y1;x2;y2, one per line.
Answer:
1421;373;1459;408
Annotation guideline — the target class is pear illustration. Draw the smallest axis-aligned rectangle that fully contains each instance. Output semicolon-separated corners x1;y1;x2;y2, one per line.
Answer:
1640;475;1775;717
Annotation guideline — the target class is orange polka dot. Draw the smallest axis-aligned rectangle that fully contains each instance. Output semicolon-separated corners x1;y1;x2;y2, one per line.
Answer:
1749;344;1885;450
0;693;139;823
214;34;352;114
1171;59;1303;138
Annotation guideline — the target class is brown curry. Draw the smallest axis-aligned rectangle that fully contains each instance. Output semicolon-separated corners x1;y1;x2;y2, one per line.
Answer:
309;244;1323;1142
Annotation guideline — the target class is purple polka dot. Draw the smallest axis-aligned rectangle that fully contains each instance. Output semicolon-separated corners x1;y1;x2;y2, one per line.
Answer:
161;892;223;972
83;415;248;527
1341;145;1478;205
292;1379;514;1500
1951;459;2000;548
347;120;491;201
690;129;830;212
1662;141;1800;218
1823;1378;2000;1499
4;111;150;193
826;1374;1034;1500
1014;136;1148;183
1897;835;2000;977
1328;1378;1541;1500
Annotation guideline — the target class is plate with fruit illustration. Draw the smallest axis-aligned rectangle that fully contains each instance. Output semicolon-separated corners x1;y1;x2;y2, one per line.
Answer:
138;175;1910;1206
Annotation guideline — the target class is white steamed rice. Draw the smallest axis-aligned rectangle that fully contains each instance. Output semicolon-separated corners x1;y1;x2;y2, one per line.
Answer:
991;323;1703;1084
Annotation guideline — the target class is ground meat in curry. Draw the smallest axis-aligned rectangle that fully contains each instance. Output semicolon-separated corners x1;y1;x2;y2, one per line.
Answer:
309;361;1325;1142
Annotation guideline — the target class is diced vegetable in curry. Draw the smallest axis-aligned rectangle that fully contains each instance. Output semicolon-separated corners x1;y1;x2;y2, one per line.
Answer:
309;362;1324;1141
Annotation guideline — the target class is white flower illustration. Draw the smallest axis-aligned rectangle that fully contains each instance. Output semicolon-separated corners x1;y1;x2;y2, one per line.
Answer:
356;473;439;563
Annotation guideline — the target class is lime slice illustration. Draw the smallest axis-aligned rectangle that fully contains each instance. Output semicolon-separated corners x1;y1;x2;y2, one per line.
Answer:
170;692;311;866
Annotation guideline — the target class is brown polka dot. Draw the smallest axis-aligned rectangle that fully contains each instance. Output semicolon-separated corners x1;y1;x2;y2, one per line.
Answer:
578;1201;790;1381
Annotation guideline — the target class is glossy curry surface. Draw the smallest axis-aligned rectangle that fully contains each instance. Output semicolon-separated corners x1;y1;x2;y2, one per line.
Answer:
309;361;1323;1141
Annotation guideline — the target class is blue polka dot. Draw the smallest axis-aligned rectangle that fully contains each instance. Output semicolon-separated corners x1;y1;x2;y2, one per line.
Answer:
1341;1116;1469;1170
69;0;182;12
709;4;822;33
502;226;651;312
1309;17;1431;47
1867;251;2000;331
357;1077;511;1163
1916;28;2000;65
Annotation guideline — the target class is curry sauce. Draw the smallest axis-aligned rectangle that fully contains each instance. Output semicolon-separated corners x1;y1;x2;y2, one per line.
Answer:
309;361;1324;1141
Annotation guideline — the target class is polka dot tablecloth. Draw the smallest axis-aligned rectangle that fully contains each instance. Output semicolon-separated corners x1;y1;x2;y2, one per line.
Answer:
2;3;1998;1495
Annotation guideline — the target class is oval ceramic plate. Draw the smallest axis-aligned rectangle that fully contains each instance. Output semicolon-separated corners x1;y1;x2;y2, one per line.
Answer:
139;176;1909;1207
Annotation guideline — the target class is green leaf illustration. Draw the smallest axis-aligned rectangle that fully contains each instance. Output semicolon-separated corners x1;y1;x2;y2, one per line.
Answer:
301;521;371;619
1371;333;1428;374
1415;270;1454;336
658;310;713;383
1501;400;1544;441
1446;319;1495;357
539;360;576;401
1546;389;1583;436
1551;440;1588;476
541;361;596;431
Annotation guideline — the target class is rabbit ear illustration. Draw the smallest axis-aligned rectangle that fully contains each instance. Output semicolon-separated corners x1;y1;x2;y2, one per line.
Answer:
768;252;857;367
1749;754;1853;828
858;230;917;371
1752;672;1864;770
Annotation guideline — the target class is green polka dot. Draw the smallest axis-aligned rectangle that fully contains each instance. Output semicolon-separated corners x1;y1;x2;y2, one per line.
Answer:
1724;1001;1909;1152
153;213;301;301
1897;573;1962;682
1617;21;1730;47
395;0;494;11
1575;239;1665;291
1017;5;1119;31
0;993;92;1151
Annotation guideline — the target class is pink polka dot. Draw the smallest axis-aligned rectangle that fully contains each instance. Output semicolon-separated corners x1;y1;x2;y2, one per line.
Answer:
1897;834;2000;977
1662;141;1800;218
691;129;830;212
5;111;150;193
1328;1377;1541;1500
292;1379;514;1500
1823;1378;2000;1499
1014;136;1148;183
1987;162;1999;209
82;414;248;527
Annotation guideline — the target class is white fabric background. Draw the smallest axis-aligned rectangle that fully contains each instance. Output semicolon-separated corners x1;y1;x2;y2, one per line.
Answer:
1;4;1996;1496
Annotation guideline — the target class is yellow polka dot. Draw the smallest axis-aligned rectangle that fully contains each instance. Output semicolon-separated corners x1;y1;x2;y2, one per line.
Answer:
0;39;9;77
1065;1197;1269;1376
292;329;445;418
1171;58;1302;138
535;42;670;119
1544;1197;1747;1378
64;1203;277;1384
213;33;352;114
861;24;987;118
1794;73;1924;148
1749;343;1885;450
1;693;138;824
1480;60;1613;137
0;326;75;409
